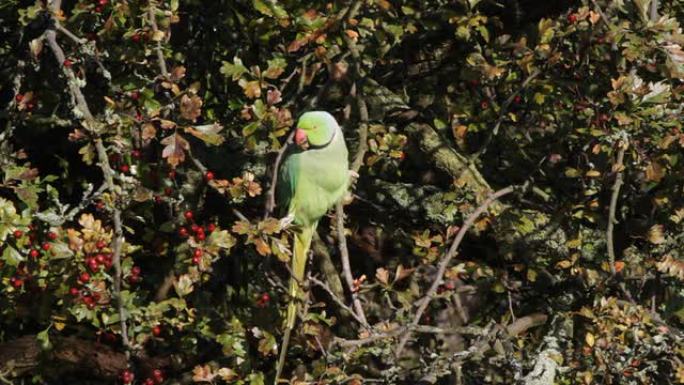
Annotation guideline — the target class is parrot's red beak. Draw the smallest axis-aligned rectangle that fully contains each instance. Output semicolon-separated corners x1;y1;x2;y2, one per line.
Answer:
294;128;308;148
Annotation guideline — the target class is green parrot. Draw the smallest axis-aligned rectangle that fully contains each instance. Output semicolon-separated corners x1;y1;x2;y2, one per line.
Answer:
274;111;349;382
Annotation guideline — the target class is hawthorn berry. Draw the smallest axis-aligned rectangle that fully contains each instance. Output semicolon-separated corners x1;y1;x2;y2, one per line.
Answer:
63;59;73;67
96;240;107;249
152;325;162;337
15;93;24;102
79;272;91;283
13;230;23;238
261;293;270;302
132;149;142;159
145;378;155;385
120;164;130;173
204;171;214;181
95;5;103;12
47;231;57;240
514;95;522;104
88;258;100;272
568;13;577;23
206;223;216;233
29;249;39;258
178;227;189;237
192;255;201;265
480;100;489;110
121;370;134;384
10;277;23;289
70;287;80;296
152;369;164;383
131;266;141;276
184;210;194;220
193;249;203;258
98;0;108;5
167;170;176;179
130;91;140;101
196;232;206;241
131;34;141;43
95;254;106;264
190;224;200;233
41;242;51;251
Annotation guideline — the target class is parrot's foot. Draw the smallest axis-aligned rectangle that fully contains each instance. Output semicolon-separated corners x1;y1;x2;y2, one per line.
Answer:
342;192;354;205
349;170;359;180
279;214;295;229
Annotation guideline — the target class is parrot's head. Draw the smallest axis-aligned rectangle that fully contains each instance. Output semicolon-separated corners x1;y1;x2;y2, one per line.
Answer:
293;111;338;150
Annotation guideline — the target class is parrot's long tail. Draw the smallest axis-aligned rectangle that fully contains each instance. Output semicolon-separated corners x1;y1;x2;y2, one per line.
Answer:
274;225;314;385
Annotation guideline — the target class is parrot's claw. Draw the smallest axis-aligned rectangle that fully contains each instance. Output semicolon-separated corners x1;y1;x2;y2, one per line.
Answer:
349;170;360;180
279;214;295;229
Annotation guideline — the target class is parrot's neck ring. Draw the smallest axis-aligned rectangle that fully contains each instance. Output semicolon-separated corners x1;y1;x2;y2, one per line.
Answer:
304;127;337;150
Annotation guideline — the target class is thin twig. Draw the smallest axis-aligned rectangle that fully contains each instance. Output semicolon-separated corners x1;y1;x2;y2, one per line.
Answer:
606;141;626;276
309;275;366;326
148;1;168;77
335;201;369;328
395;184;521;357
264;130;295;219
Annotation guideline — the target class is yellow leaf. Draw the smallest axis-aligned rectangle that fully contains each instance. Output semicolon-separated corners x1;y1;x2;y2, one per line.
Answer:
585;170;601;178
647;224;666;244
585;332;595;347
375;267;389;285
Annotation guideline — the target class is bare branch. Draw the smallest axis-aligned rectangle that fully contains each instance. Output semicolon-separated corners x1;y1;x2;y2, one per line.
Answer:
148;1;169;77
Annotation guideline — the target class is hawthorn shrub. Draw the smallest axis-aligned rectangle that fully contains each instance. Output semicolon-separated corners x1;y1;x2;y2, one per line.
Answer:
1;0;684;384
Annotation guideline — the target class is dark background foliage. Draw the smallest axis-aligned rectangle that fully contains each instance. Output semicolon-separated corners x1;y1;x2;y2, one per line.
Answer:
1;0;684;384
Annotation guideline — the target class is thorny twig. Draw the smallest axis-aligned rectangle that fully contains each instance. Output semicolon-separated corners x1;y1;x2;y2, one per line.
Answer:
148;1;169;78
395;184;524;356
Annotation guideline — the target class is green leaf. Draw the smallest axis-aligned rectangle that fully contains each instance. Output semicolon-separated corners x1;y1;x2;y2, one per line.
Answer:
220;57;248;81
2;246;23;266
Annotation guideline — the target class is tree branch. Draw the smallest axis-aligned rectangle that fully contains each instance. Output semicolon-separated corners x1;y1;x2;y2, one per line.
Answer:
45;2;130;352
606;141;626;276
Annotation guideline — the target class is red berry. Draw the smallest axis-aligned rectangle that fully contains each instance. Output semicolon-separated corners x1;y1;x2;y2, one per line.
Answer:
196;232;206;241
15;93;24;102
131;149;141;159
145;378;155;385
41;242;51;251
47;231;57;240
121;370;134;384
167;170;176;179
178;227;189;237
164;187;173;196
95;254;106;264
29;249;39;259
514;95;522;104
11;277;23;288
130;91;140;101
206;223;216;233
96;201;105;210
26;102;35;110
13;230;23;238
70;287;80;296
79;272;91;283
131;34;141;43
480;100;489;110
193;249;203;258
190;224;200;233
152;325;162;337
96;240;106;249
103;255;113;270
568;13;577;23
184;210;193;220
63;59;73;67
98;0;108;5
261;293;270;302
131;266;141;276
88;258;100;272
192;255;201;265
120;164;130;173
152;369;164;383
204;171;214;181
